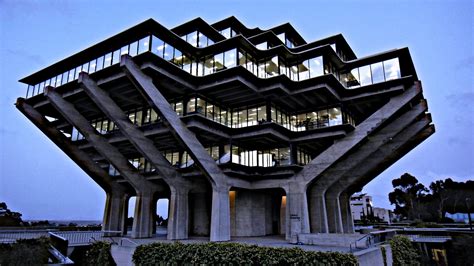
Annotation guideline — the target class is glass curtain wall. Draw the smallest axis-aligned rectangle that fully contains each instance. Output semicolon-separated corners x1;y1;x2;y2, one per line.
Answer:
341;58;401;88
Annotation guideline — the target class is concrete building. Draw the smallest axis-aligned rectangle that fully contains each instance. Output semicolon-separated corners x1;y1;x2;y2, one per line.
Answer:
16;17;434;242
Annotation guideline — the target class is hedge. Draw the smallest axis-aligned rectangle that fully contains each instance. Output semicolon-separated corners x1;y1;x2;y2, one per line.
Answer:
390;235;420;266
0;237;50;265
133;242;358;265
84;241;116;265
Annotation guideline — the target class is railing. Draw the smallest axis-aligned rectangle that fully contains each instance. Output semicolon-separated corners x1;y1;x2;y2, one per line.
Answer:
403;234;452;243
0;229;56;243
349;233;375;252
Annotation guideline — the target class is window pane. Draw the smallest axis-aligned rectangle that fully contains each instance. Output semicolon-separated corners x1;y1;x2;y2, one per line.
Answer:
198;32;207;48
67;69;75;82
298;60;310;81
163;44;173;61
172;49;183;67
238;109;247;127
248;107;257;126
188;31;198;47
74;66;81;79
82;62;89;73
204;56;214;75
221;28;231;39
214;53;224;71
196;98;205;115
256;42;267;50
61;72;68;85
328;107;342;126
309;57;323;77
206;103;214;119
175;101;183;116
112;49;121;65
371;62;384;83
277;33;285;43
138;36;150;54
266;56;279;77
359;65;372;86
384;58;400;81
187;97;196;113
129;41;138;56
104;52;112;68
346;68;360;88
96;56;104;71
120;45;129;56
224;49;236;68
257;105;266;124
152;36;164;57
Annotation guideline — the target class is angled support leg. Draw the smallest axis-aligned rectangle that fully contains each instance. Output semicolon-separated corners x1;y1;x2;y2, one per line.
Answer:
325;193;344;233
132;189;155;238
339;193;354;233
167;186;189;240
286;183;310;243
308;190;329;233
210;186;231;242
103;191;128;236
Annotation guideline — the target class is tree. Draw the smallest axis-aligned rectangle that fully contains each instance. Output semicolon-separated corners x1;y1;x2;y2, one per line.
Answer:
388;173;428;220
0;202;24;226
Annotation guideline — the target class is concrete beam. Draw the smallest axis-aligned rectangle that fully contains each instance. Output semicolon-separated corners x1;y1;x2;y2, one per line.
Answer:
286;182;310;243
121;55;228;187
15;98;126;194
294;82;421;186
44;86;157;192
167;186;189;240
210;186;231;241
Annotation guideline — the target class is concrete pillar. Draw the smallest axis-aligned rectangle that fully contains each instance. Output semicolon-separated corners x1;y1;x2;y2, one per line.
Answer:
325;193;344;233
132;190;155;238
167;186;189;240
308;190;329;233
190;192;210;236
210;186;230;241
286;183;310;243
102;192;127;236
339;193;354;233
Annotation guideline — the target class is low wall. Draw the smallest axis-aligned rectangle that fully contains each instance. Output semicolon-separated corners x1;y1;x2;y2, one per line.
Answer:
355;244;392;266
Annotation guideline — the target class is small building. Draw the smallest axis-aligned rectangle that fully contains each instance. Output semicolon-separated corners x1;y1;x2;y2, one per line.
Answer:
351;193;391;223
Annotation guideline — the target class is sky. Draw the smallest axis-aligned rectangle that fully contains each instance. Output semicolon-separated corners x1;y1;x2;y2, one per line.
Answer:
0;0;473;221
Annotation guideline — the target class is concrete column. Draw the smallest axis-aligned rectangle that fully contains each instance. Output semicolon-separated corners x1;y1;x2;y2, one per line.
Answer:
167;186;189;240
286;183;310;243
280;195;286;235
339;193;354;233
325;193;344;233
308;189;329;233
102;192;127;236
210;186;230;242
132;190;155;238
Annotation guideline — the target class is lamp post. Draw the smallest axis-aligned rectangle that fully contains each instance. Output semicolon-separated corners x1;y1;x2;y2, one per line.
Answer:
466;197;472;231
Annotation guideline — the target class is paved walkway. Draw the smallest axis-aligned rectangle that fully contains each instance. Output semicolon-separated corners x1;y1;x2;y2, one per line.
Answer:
109;233;352;266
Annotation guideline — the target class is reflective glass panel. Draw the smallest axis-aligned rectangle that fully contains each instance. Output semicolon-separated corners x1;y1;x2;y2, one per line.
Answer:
138;36;149;54
104;52;112;68
152;36;164;57
188;31;198;47
328;107;342;126
129;41;138;56
371;62;384;83
187;98;196;113
214;53;224;71
112;49;121;65
359;65;372;86
224;49;236;68
309;57;323;77
196;98;205;115
163;44;173;61
96;56;104;71
384;58;400;81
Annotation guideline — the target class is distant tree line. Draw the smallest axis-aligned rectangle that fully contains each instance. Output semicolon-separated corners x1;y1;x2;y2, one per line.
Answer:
389;173;474;222
0;202;24;226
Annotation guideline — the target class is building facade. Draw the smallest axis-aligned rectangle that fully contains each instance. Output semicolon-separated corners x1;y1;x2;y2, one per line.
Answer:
350;193;391;223
16;17;434;242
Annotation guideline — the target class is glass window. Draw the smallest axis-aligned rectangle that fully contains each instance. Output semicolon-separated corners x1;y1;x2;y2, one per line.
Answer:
214;53;224;71
172;49;183;67
55;74;62;87
220;109;229;126
224;49;236;68
138;36;150;54
258;62;266;78
318;109;329;127
279;60;287;76
82;62;89;73
206;102;214;120
256;42;267;50
187;97;196;113
198;32;207;47
359;65;372;86
238;109;247;127
231;145;239;164
232;110;239;128
298;60;310;81
203;56;214;75
67;69;75;83
96;56;104;71
248;107;257;126
163;44;174;61
346;68;360;88
112;49;121;65
188;31;198;47
221;28;231;38
104;52;112;68
129;41;138;56
279;148;290;165
182;55;192;73
151;36;164;57
289;65;298;81
120;45;129;56
309;57;323;78
371;62;384;83
175;101;183;116
196;98;205;115
257;105;266;124
61;72;68;85
384;58;400;81
328;107;342;126
87;59;96;74
277;33;285;43
266;57;279;77
74;66;81;80
150;109;159;123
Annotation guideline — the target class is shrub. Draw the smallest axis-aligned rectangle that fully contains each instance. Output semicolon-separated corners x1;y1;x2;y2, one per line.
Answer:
133;242;358;265
84;241;116;265
0;237;50;265
390;235;420;266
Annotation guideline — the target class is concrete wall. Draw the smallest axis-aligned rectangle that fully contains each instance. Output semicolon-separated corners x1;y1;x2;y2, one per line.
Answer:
355;244;392;266
189;192;210;236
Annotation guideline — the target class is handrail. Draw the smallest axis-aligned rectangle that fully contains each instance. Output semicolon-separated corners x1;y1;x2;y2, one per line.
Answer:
349;233;374;252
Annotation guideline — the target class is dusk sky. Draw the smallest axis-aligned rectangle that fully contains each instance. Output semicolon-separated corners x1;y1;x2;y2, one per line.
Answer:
1;0;472;220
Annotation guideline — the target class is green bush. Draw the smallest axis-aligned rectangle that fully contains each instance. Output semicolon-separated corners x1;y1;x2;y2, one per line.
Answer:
133;242;358;265
84;241;116;266
390;235;420;266
0;237;50;265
